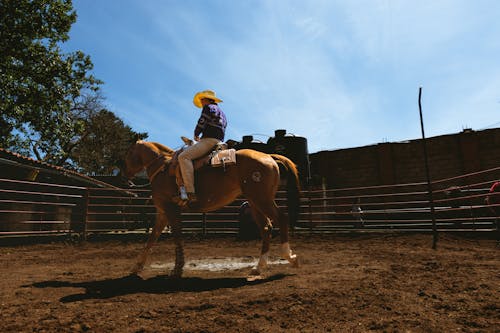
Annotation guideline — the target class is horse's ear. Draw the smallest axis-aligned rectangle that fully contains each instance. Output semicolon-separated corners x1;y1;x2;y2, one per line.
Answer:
132;132;147;144
181;136;193;146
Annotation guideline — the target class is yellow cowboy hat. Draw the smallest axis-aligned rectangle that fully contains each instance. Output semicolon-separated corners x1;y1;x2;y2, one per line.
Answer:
193;90;223;108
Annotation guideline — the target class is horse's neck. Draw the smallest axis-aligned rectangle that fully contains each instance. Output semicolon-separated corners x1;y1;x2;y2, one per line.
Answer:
139;144;159;164
140;143;172;167
151;142;174;156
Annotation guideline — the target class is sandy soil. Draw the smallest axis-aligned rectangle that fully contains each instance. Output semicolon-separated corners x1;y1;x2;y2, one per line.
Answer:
0;233;498;332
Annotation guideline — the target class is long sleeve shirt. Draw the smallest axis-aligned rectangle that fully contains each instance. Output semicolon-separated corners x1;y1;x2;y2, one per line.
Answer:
194;103;227;141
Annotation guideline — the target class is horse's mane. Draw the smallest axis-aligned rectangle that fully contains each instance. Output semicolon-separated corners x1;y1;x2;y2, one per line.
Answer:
147;141;175;157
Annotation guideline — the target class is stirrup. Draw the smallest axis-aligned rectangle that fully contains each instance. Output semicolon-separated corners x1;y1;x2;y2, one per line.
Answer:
173;187;198;207
172;196;187;207
172;186;189;207
187;192;198;204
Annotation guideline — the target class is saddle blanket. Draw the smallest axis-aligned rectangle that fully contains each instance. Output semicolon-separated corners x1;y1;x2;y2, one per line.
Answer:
210;148;236;167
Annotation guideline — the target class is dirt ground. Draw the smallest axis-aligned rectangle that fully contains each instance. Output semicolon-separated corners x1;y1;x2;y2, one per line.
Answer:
0;233;498;332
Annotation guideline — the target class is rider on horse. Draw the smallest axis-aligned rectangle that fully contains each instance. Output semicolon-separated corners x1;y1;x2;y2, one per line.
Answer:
178;90;227;204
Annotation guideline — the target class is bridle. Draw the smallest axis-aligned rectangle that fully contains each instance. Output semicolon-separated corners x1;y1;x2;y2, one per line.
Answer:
122;141;171;187
144;153;169;182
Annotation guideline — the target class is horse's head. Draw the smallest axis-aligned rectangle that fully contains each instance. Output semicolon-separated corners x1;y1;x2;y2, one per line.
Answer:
121;140;175;183
122;141;147;181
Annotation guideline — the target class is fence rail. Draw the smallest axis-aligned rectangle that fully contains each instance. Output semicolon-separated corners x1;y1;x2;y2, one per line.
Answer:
0;165;499;239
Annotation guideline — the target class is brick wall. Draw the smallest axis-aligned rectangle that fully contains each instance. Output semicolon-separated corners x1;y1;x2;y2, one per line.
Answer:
309;128;500;188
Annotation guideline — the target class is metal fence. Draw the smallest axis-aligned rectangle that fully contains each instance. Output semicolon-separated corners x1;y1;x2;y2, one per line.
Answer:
1;166;499;239
0;178;86;237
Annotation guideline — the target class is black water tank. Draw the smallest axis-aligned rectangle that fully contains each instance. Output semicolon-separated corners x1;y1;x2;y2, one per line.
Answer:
267;129;311;185
234;135;270;153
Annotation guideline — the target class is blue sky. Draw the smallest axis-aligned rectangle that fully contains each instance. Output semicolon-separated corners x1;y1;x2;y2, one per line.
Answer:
64;0;500;153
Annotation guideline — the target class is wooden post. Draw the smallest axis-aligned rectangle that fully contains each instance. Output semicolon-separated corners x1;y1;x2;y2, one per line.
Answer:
418;87;438;249
202;213;207;236
82;188;90;241
308;187;314;234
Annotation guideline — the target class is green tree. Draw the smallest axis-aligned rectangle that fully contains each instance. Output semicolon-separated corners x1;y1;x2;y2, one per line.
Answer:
0;0;101;158
67;96;148;175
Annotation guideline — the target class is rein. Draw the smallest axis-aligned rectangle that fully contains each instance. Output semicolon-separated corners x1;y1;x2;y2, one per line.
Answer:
144;153;170;182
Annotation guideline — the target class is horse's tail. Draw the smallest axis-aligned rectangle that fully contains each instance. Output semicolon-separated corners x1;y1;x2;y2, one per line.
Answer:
271;154;301;229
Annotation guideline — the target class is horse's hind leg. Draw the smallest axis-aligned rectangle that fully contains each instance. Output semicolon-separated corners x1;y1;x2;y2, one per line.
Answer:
248;207;273;276
251;200;299;270
277;209;299;267
268;202;298;267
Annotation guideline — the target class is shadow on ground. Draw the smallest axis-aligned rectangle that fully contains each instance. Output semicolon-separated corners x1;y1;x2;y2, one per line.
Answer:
26;273;291;303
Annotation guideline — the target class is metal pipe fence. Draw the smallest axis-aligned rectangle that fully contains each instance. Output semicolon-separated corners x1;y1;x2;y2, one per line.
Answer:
0;178;86;237
0;165;499;239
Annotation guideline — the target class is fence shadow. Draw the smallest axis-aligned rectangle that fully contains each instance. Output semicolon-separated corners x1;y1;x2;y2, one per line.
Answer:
27;273;290;303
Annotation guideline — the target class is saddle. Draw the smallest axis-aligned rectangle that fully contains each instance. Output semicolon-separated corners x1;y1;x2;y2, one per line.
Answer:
168;138;236;189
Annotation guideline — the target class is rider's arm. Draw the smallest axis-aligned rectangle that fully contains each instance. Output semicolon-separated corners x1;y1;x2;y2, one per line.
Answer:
194;106;210;138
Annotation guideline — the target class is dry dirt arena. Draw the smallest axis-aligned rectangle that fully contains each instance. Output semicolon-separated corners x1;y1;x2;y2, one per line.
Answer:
0;233;498;332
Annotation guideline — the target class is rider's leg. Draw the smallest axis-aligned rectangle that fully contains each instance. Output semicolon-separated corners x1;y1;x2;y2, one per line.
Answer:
178;138;219;195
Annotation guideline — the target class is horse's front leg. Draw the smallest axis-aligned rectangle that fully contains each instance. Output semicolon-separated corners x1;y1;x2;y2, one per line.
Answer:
131;206;174;275
170;217;184;278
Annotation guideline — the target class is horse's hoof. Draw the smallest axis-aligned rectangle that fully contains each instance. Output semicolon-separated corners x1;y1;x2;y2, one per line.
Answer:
131;264;144;275
249;267;261;276
289;254;299;268
169;275;182;282
170;268;183;279
246;274;264;282
246;266;265;281
127;273;143;282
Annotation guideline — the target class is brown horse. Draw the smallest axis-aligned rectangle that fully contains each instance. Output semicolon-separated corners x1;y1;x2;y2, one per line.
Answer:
123;140;300;278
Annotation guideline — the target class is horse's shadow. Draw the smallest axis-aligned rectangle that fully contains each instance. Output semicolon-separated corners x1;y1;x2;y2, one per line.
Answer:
27;273;290;303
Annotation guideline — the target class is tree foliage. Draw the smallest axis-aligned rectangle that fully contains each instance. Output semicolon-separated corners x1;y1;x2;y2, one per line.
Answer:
0;0;100;147
67;94;147;175
0;0;148;174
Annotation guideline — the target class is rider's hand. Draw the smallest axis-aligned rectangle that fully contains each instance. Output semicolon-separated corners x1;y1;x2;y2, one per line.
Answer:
194;136;200;142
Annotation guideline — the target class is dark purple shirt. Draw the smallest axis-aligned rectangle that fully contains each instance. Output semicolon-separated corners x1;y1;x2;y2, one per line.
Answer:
194;103;227;141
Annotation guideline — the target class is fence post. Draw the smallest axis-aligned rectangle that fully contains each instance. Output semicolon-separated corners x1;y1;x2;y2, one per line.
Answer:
306;190;312;234
202;213;207;236
418;87;438;249
495;216;499;244
82;188;90;241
